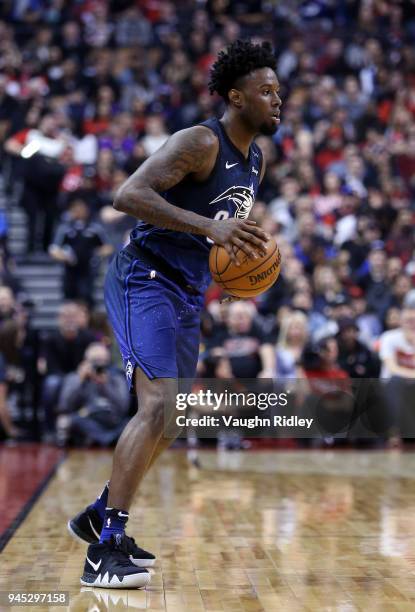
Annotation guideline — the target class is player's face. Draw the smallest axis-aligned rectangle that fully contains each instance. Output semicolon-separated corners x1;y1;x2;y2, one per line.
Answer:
239;67;282;136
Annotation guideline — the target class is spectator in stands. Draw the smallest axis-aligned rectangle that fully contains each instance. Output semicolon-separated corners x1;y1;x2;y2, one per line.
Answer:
49;196;113;306
390;274;413;310
56;342;129;446
141;114;170;157
337;317;380;378
379;305;415;443
313;265;344;314
384;307;402;332
99;168;135;249
301;336;352;445
213;301;275;379
379;306;415;380
4;113;67;252
303;336;349;382
0;286;39;437
275;310;309;379
357;246;392;320
40;301;95;438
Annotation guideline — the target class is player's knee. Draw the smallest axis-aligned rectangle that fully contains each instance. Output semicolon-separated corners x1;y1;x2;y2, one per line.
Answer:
138;398;166;435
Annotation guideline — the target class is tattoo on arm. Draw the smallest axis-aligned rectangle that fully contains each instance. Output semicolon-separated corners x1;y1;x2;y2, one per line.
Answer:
114;127;218;236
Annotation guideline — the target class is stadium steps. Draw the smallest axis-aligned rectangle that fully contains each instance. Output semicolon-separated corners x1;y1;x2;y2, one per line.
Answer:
0;179;105;329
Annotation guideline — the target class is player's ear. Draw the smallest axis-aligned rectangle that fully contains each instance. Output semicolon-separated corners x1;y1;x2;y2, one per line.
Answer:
228;88;243;109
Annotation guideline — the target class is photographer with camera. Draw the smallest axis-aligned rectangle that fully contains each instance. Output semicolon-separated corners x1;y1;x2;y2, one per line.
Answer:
55;342;129;446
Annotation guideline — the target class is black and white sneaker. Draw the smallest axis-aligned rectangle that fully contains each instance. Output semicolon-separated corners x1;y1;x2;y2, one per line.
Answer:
68;506;156;567
68;506;102;544
80;534;151;589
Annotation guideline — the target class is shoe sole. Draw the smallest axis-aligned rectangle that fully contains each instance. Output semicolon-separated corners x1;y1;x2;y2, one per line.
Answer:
130;557;156;568
68;520;156;567
80;571;151;589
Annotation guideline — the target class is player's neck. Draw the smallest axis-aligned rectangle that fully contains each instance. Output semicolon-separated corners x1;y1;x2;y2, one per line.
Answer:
220;112;255;160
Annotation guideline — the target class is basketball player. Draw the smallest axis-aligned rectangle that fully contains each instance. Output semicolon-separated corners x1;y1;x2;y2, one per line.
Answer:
68;40;282;588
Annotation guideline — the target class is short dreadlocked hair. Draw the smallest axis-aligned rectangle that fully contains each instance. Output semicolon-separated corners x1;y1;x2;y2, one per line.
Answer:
208;39;277;102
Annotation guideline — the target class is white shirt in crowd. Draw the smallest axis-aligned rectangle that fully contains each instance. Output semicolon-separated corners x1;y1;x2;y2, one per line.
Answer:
379;328;415;379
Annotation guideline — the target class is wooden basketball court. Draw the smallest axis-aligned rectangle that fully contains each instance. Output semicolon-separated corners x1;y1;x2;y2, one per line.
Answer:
2;447;415;611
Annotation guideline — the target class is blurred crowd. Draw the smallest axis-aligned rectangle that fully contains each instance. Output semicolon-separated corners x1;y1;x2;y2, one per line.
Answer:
0;0;414;446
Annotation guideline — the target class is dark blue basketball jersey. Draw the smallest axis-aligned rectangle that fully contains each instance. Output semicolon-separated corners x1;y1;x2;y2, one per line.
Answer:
129;117;263;293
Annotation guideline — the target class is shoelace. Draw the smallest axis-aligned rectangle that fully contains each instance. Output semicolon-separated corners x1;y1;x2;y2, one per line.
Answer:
124;535;139;551
105;535;137;567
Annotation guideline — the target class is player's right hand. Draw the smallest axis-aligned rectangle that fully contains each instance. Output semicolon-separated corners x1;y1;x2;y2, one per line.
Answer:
208;218;270;265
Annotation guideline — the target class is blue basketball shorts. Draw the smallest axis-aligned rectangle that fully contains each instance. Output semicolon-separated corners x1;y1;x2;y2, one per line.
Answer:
104;245;203;387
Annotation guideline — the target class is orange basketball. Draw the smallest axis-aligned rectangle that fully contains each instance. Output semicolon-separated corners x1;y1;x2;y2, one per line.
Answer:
209;236;281;298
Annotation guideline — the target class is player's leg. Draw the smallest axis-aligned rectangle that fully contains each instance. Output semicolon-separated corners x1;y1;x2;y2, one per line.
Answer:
70;305;199;530
78;370;155;588
69;372;173;568
137;305;201;473
73;250;181;584
105;370;177;511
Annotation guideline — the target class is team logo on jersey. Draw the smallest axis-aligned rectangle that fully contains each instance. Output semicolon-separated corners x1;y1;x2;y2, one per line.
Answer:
209;185;254;219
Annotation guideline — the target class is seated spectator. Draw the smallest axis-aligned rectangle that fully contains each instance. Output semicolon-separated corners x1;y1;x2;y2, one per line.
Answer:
341;217;382;272
275;310;309;379
389;274;413;310
49;196;113;306
337;317;380;378
56;343;129;446
99;168;135;249
141;114;170;156
383;307;402;332
350;292;382;348
0;293;39;437
40;302;96;437
357;246;392;320
290;291;327;338
313;264;344;314
212;301;275;379
379;305;415;443
386;209;414;265
379;306;415;380
301;336;352;444
303;336;349;381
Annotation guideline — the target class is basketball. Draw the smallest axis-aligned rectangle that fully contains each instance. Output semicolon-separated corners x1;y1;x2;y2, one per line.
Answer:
209;236;281;297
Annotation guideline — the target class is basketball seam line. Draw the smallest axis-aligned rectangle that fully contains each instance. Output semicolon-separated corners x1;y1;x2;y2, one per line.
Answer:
224;277;277;291
220;245;278;283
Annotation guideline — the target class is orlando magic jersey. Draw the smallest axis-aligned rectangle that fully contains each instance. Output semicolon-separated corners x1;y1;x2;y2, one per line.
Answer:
129;117;263;293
